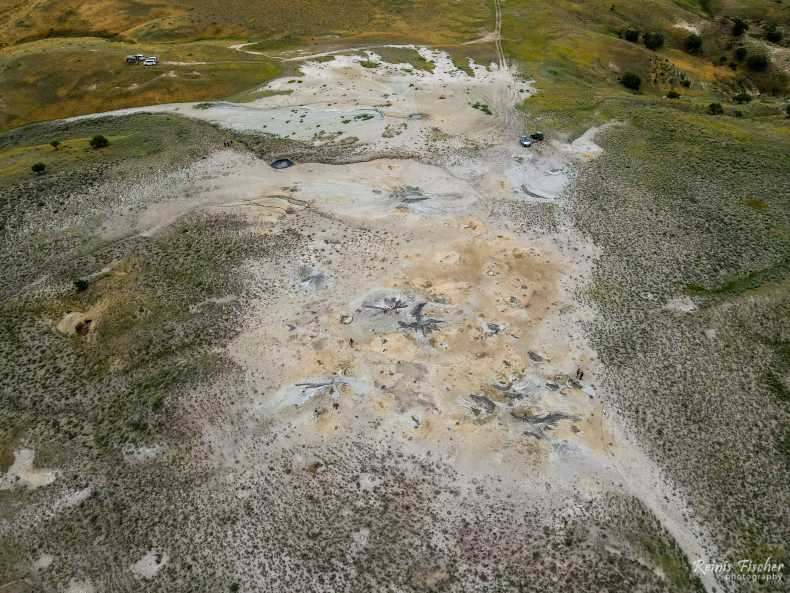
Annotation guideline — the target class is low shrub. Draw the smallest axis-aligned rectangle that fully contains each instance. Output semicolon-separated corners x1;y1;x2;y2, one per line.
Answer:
765;24;782;43
732;18;748;37
667;90;680;99
624;29;640;43
747;54;769;72
31;162;46;174
621;72;641;91
644;31;665;50
684;34;702;53
734;47;747;61
89;134;109;149
707;102;724;115
733;92;752;104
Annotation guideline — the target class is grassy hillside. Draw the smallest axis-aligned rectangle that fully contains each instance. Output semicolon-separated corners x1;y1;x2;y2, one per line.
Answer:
498;1;790;584
0;0;492;45
3;0;787;130
505;0;788;136
0;38;281;129
0;0;492;130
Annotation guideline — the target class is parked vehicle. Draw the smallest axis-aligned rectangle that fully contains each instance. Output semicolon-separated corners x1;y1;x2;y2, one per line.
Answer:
530;131;545;141
143;56;159;66
519;135;532;147
270;158;295;169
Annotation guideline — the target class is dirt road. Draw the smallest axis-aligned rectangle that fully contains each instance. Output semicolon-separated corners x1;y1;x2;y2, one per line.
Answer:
494;0;506;71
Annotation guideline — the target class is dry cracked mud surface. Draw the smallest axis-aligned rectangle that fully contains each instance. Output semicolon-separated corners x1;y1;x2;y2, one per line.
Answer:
2;47;785;593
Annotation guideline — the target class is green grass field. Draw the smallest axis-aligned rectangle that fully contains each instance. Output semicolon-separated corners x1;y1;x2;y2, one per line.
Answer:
2;0;787;131
503;0;788;137
0;0;492;130
0;38;282;129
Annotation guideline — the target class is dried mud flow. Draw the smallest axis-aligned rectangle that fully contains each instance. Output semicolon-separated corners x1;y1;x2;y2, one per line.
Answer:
1;50;741;593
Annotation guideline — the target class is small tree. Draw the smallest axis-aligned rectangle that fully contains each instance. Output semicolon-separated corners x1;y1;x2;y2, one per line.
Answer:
50;140;61;151
624;29;640;43
621;72;641;91
643;31;665;50
667;90;680;99
734;47;747;61
707;102;724;115
89;134;109;149
684;33;702;53
31;162;46;174
732;18;748;37
786;104;790;118
747;54;769;72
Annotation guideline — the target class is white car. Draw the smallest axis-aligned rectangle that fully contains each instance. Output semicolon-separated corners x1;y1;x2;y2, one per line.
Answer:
143;57;159;66
519;135;532;147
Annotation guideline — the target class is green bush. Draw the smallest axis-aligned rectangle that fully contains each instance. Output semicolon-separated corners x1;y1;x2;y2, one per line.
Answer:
733;92;752;104
764;71;788;95
680;79;691;88
89;134;109;149
765;24;782;43
667;90;680;99
747;54;769;72
684;34;702;53
50;140;60;150
31;162;46;174
621;72;641;91
624;29;640;43
707;102;724;115
732;18;748;37
643;31;664;50
734;47;747;62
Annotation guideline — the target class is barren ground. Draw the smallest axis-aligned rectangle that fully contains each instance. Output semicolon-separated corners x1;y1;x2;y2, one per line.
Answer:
0;45;731;593
4;0;790;582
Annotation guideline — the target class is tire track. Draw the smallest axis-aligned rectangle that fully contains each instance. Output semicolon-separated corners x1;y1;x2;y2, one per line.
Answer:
494;0;506;71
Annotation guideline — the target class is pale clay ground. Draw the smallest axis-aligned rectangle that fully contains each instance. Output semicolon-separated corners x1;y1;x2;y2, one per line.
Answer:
36;49;722;591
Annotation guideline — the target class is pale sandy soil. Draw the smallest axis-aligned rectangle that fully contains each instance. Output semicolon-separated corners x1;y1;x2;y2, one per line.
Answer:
39;48;723;592
0;449;57;491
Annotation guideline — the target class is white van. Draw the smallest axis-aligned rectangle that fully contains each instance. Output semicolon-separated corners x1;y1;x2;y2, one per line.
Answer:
143;56;159;66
